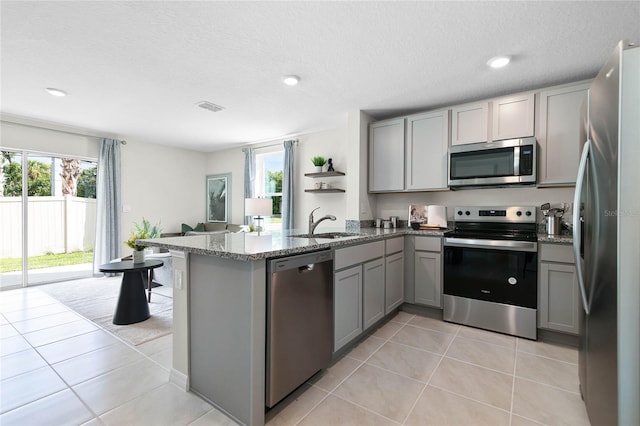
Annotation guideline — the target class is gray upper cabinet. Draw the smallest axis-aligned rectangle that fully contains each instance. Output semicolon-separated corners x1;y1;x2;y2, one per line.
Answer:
536;81;590;186
451;102;489;145
405;110;450;190
492;93;535;141
538;244;580;335
369;118;405;192
452;93;534;145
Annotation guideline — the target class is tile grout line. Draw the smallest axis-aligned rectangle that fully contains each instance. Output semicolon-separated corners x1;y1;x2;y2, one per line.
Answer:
1;290;171;424
0;298;102;422
427;383;512;415
400;323;460;425
509;337;519;426
327;392;404;425
515;375;583;396
294;313;412;426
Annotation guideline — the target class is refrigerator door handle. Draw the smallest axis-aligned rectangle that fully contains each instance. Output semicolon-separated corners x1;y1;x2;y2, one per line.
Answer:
573;139;591;315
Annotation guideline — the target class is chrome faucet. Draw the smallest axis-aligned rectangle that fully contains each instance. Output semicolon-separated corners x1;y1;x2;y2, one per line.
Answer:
308;207;336;235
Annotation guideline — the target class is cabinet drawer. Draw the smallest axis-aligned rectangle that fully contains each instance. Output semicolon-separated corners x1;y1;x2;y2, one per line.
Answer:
540;244;575;263
335;241;384;270
415;237;441;252
385;237;404;255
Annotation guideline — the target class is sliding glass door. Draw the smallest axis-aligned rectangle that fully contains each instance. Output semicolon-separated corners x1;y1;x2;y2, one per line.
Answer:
0;151;24;289
0;150;97;289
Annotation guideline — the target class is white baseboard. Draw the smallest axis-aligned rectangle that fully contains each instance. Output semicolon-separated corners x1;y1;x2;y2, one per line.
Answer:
170;368;189;391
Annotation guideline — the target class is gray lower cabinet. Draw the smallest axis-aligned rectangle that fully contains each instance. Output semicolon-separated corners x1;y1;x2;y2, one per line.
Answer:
363;258;385;330
385;251;404;313
414;251;442;307
538;244;579;334
334;265;363;351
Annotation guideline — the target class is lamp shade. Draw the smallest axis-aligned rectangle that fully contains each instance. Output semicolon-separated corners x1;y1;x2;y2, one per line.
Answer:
245;198;272;216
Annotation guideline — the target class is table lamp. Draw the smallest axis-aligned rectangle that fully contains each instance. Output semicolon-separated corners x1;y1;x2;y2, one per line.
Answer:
245;198;272;235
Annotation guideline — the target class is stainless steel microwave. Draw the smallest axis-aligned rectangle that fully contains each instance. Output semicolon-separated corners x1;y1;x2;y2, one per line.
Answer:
448;137;537;188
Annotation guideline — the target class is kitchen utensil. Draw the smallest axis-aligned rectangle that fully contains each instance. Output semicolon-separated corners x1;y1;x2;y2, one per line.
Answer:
540;203;551;216
546;216;562;235
382;220;391;229
549;207;565;217
375;218;382;228
390;216;399;228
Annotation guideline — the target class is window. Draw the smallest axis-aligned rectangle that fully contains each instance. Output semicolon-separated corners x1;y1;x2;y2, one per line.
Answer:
254;150;283;232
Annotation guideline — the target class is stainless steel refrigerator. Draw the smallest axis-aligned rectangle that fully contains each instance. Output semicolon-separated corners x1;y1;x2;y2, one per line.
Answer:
573;40;640;426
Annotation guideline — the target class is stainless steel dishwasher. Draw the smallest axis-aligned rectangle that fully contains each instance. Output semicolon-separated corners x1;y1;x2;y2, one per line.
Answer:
266;250;333;408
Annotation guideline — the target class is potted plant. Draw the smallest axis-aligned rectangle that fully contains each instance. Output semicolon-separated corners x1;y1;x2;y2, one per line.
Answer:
124;218;162;263
311;156;326;173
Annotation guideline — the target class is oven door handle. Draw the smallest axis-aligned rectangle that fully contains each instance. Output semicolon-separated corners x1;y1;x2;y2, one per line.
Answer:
444;237;537;252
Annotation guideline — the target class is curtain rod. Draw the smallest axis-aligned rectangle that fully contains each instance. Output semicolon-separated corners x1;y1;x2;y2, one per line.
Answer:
2;119;126;144
245;139;298;151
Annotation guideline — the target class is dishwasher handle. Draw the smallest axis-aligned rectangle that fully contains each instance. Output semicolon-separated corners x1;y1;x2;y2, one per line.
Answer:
299;264;315;273
269;250;333;272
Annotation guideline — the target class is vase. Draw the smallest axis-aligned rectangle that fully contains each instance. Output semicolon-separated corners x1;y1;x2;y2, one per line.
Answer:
132;249;145;264
314;165;323;173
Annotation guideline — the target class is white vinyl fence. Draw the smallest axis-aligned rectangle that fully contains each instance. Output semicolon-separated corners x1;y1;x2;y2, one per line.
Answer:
0;196;96;258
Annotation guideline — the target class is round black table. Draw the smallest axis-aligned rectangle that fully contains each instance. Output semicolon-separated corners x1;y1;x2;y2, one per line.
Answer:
99;260;164;325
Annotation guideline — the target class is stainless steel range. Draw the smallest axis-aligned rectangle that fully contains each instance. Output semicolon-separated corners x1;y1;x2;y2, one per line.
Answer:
443;206;538;339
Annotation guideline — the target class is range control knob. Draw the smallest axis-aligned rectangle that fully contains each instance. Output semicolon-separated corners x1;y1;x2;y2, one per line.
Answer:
465;210;471;216
525;211;532;216
516;211;522;217
457;210;463;216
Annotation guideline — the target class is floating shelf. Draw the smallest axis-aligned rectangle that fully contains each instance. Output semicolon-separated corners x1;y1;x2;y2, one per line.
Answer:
304;171;345;178
304;188;346;193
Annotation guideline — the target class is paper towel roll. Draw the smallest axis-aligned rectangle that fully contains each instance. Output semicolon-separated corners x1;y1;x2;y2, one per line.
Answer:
427;205;447;228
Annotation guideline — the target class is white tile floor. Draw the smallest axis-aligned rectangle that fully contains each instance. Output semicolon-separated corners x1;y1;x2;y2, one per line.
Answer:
1;286;591;426
267;312;591;426
0;288;236;426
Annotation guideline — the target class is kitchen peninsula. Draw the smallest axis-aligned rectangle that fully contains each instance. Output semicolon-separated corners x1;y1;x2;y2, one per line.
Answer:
139;227;445;426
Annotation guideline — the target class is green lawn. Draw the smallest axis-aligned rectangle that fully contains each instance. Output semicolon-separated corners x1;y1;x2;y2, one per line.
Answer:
0;250;93;273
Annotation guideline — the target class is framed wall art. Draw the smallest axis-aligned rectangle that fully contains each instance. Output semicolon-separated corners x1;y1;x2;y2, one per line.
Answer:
206;173;231;222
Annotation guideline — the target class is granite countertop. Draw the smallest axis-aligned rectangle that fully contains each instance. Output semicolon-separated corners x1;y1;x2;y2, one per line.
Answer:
138;226;449;261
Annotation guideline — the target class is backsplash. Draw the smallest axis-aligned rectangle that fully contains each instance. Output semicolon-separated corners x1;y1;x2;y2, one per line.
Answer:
373;186;575;222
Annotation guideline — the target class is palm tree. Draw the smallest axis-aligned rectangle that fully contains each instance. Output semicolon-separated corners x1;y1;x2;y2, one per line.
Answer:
60;158;80;195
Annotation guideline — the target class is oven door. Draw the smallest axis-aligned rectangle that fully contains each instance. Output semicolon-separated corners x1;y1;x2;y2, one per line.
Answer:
443;238;537;308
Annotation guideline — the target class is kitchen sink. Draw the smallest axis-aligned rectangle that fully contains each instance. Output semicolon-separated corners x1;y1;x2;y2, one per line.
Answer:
289;232;360;239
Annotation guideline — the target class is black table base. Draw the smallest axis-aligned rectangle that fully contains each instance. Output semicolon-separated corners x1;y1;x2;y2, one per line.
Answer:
113;271;151;325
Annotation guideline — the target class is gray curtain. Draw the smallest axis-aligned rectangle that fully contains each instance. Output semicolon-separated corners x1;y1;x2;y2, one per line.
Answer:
242;147;255;225
282;140;296;230
93;138;122;275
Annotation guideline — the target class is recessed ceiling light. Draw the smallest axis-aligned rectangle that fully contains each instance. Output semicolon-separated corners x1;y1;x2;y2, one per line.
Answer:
487;56;511;69
282;75;300;86
46;88;67;97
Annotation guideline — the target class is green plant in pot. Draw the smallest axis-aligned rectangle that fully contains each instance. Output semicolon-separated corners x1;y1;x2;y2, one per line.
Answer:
124;218;162;263
311;156;326;172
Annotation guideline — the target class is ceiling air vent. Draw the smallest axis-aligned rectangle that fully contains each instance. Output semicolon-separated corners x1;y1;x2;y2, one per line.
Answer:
196;101;225;112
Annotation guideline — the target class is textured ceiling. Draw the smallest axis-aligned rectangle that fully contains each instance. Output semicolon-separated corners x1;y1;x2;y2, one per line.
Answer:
1;1;639;152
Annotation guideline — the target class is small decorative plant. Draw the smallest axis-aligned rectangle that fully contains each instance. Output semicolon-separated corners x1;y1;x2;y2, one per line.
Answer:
311;156;326;167
124;217;162;251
